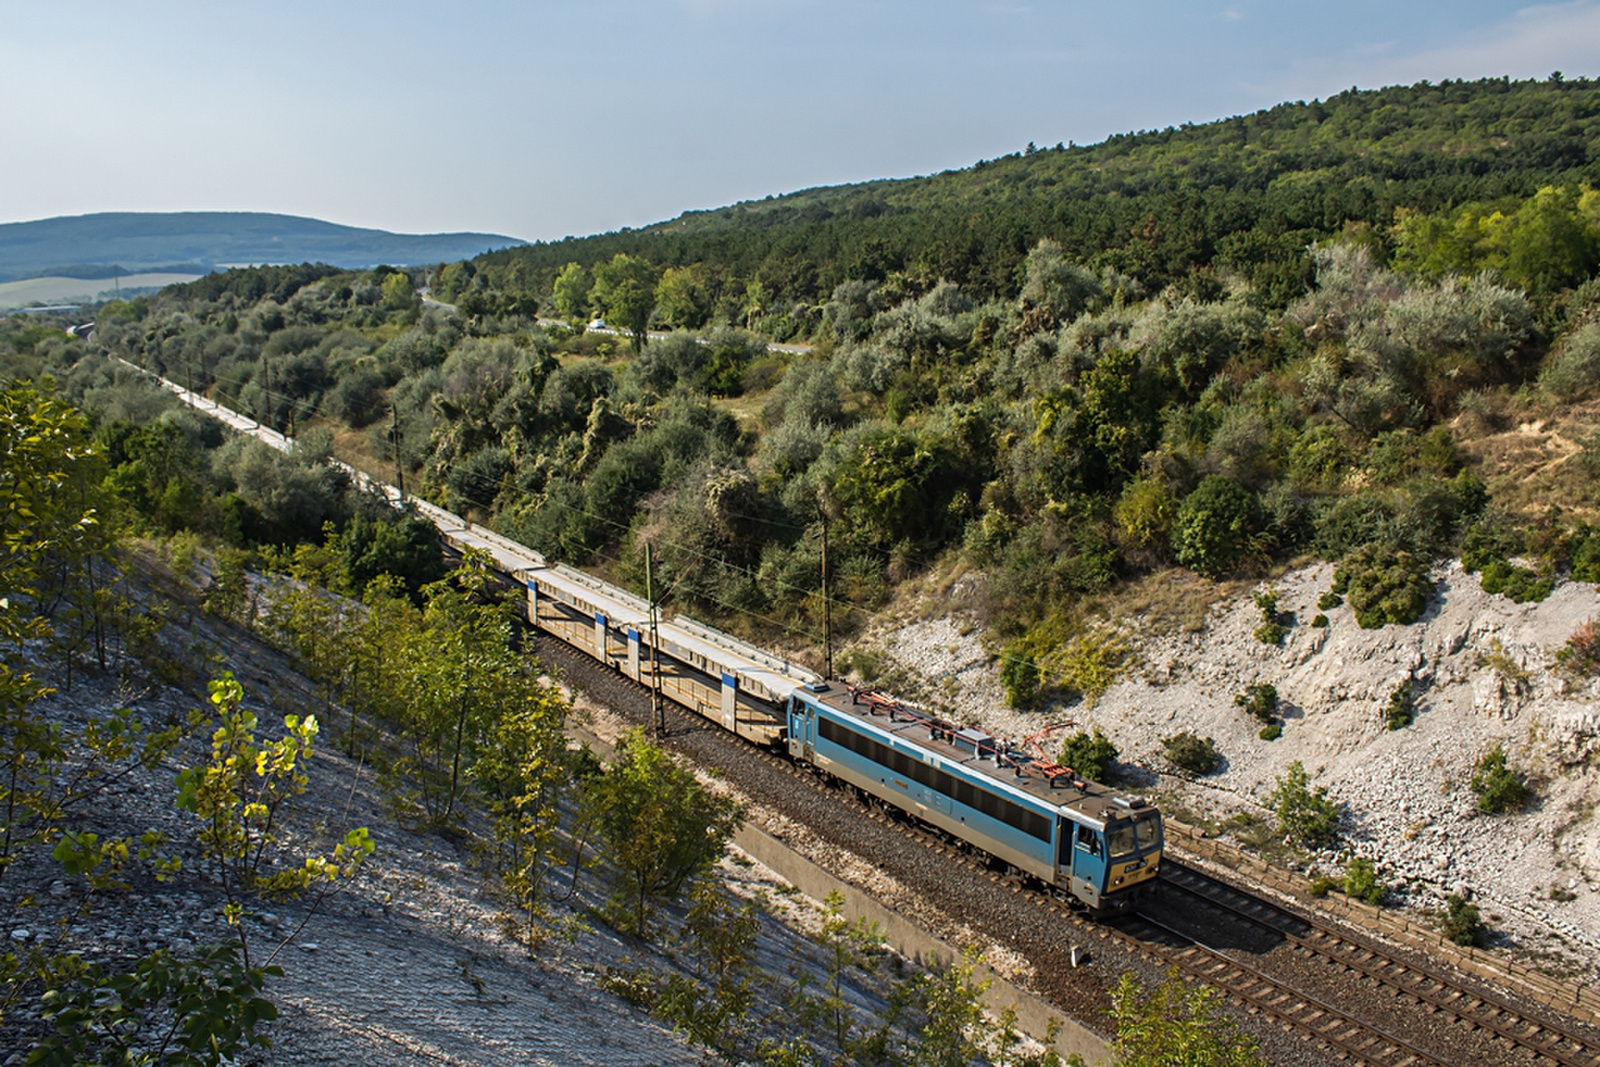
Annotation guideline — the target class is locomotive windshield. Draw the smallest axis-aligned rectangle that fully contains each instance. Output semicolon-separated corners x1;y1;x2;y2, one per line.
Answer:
1107;815;1161;857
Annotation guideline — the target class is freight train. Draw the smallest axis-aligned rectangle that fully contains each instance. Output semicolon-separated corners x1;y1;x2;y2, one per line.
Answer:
423;498;1163;914
147;369;1165;914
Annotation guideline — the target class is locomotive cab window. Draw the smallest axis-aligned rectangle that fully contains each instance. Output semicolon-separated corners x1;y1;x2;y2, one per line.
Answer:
1107;822;1137;858
1135;815;1160;850
1076;825;1101;856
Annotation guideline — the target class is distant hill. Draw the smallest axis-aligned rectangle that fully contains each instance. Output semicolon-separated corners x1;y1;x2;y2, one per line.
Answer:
0;212;526;284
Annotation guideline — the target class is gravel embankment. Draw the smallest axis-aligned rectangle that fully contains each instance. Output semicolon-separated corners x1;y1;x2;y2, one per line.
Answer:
864;560;1600;980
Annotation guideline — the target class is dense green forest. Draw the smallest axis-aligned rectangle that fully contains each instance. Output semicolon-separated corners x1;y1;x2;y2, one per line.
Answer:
467;76;1600;333
11;74;1600;704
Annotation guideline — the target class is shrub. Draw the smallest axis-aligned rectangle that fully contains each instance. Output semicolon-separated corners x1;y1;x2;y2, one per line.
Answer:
1235;681;1278;723
1442;894;1486;947
1343;856;1386;906
1172;475;1256;578
1539;321;1600;401
1470;745;1528;814
1258;723;1282;741
1253;588;1290;645
1555;618;1600;679
1332;544;1433;628
999;646;1040;709
1317;591;1343;611
1162;732;1221;775
1046;626;1135;705
1269;760;1340;849
1382;683;1416;730
1477;558;1553;603
1311;613;1329;628
1058;728;1119;783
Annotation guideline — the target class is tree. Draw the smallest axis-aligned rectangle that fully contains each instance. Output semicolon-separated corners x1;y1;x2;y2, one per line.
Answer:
592;253;658;351
1268;760;1341;850
1105;966;1265;1067
471;681;575;952
1058;728;1118;783
654;265;711;330
551;262;593;322
1172;475;1256;578
583;728;742;934
0;384;111;877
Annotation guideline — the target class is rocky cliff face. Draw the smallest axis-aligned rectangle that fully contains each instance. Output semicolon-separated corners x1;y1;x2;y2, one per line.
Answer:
870;560;1600;978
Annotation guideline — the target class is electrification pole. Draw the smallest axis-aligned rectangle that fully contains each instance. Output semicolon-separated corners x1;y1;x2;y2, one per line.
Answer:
645;541;663;739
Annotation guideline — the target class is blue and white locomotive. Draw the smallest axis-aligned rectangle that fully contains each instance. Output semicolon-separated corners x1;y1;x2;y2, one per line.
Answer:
787;683;1162;913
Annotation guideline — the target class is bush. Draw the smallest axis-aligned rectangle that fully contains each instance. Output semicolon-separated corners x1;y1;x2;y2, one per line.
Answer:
1539;321;1600;401
1253;588;1290;645
1258;723;1282;741
1311;613;1329;628
1058;727;1119;783
1269;760;1340;849
1382;683;1416;730
1442;894;1486;947
1343;856;1386;906
1317;591;1343;611
1172;475;1256;578
1162;732;1221;775
1477;558;1553;603
1332;544;1433;628
1470;745;1528;814
999;646;1040;709
1555;618;1600;679
1235;681;1278;723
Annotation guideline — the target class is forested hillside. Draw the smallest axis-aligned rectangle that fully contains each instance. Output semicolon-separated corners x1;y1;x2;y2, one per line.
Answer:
11;73;1600;703
468;76;1600;333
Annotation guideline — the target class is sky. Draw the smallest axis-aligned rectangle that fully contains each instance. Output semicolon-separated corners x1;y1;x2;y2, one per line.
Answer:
3;1;1598;244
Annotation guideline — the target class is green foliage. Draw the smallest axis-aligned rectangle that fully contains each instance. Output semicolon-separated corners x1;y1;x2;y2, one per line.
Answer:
1235;681;1278;724
999;646;1040;709
174;675;374;940
1043;626;1134;706
1172;475;1255;577
472;682;576;953
1269;760;1340;850
592;253;657;350
1105;966;1265;1067
29;944;281;1067
1258;723;1282;741
1343;855;1386;906
1057;727;1119;783
584;728;743;935
1469;745;1529;814
1442;894;1486;947
654;881;761;1055
1252;588;1290;645
1162;732;1221;776
1332;544;1433;628
1477;558;1553;603
1317;591;1343;611
1311;613;1329;628
1383;682;1417;730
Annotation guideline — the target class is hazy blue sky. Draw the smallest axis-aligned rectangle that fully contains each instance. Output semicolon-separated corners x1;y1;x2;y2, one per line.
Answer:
4;1;1597;242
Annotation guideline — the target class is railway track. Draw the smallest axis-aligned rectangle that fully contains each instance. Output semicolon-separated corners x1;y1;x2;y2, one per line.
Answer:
540;635;1600;1066
1152;862;1600;1067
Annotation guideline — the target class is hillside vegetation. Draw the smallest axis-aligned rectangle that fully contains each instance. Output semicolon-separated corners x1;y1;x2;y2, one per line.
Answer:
11;74;1600;704
473;75;1600;332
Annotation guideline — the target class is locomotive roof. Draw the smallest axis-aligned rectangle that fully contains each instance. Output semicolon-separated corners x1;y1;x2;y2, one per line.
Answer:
799;682;1157;826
